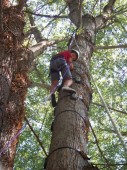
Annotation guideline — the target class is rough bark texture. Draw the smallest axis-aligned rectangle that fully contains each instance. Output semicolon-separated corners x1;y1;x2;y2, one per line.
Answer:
46;0;116;170
46;15;96;170
0;1;32;169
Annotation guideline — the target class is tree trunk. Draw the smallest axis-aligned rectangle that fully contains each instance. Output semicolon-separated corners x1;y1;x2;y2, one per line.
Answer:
46;14;96;170
0;2;32;169
46;0;117;167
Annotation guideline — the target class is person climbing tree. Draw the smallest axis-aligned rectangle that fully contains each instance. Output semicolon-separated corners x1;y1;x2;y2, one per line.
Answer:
50;49;79;106
50;49;79;93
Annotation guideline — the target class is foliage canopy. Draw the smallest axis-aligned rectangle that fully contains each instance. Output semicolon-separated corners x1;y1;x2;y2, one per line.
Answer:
11;0;127;169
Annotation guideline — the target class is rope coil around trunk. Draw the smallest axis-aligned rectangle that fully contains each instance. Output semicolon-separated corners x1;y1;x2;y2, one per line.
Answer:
48;146;90;160
44;146;90;169
54;109;86;122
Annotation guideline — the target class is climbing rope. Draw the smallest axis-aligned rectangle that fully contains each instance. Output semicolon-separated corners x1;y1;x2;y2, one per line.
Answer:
72;34;127;155
0;123;27;157
44;146;90;169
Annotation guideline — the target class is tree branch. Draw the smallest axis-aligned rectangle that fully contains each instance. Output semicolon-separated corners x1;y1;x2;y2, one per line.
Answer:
26;7;43;43
114;4;127;16
30;41;55;58
40;5;68;33
95;44;127;51
103;0;116;14
66;0;83;27
95;0;117;29
30;38;68;59
25;117;48;156
25;10;68;18
93;163;127;166
92;102;127;115
99;127;127;137
91;0;99;14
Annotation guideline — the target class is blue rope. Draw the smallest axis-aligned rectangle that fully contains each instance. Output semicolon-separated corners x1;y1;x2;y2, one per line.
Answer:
0;123;27;157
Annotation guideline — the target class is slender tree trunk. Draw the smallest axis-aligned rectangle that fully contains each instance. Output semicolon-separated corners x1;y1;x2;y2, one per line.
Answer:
0;1;32;169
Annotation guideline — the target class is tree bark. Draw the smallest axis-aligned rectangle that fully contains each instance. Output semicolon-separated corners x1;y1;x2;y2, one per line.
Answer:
46;11;95;170
46;0;116;169
0;1;32;169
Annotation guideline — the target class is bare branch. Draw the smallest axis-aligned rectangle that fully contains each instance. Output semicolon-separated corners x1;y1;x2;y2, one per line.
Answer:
25;10;68;18
27;8;43;43
30;41;55;58
25;5;68;43
92;102;127;115
40;5;68;32
99;127;127;137
95;44;127;51
91;0;99;14
25;117;48;156
30;38;68;59
93;163;127;167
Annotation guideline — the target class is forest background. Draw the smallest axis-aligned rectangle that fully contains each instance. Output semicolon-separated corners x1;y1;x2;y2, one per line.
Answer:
0;0;127;170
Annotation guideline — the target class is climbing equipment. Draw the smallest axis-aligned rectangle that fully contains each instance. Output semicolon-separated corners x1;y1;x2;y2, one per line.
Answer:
62;86;76;94
71;49;80;60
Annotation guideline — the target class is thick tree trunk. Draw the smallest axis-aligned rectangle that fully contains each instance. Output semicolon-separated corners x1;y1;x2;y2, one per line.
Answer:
0;2;32;169
46;14;96;170
45;1;118;169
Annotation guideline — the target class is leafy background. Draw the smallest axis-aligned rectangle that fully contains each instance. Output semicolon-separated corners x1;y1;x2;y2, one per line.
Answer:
12;0;127;169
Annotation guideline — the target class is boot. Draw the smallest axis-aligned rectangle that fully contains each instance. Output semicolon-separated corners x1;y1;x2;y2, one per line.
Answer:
62;86;76;94
51;93;57;107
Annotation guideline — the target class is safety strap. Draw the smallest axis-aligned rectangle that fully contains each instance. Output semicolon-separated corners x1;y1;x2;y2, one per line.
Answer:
44;146;90;169
54;109;86;122
50;55;64;62
49;57;68;78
